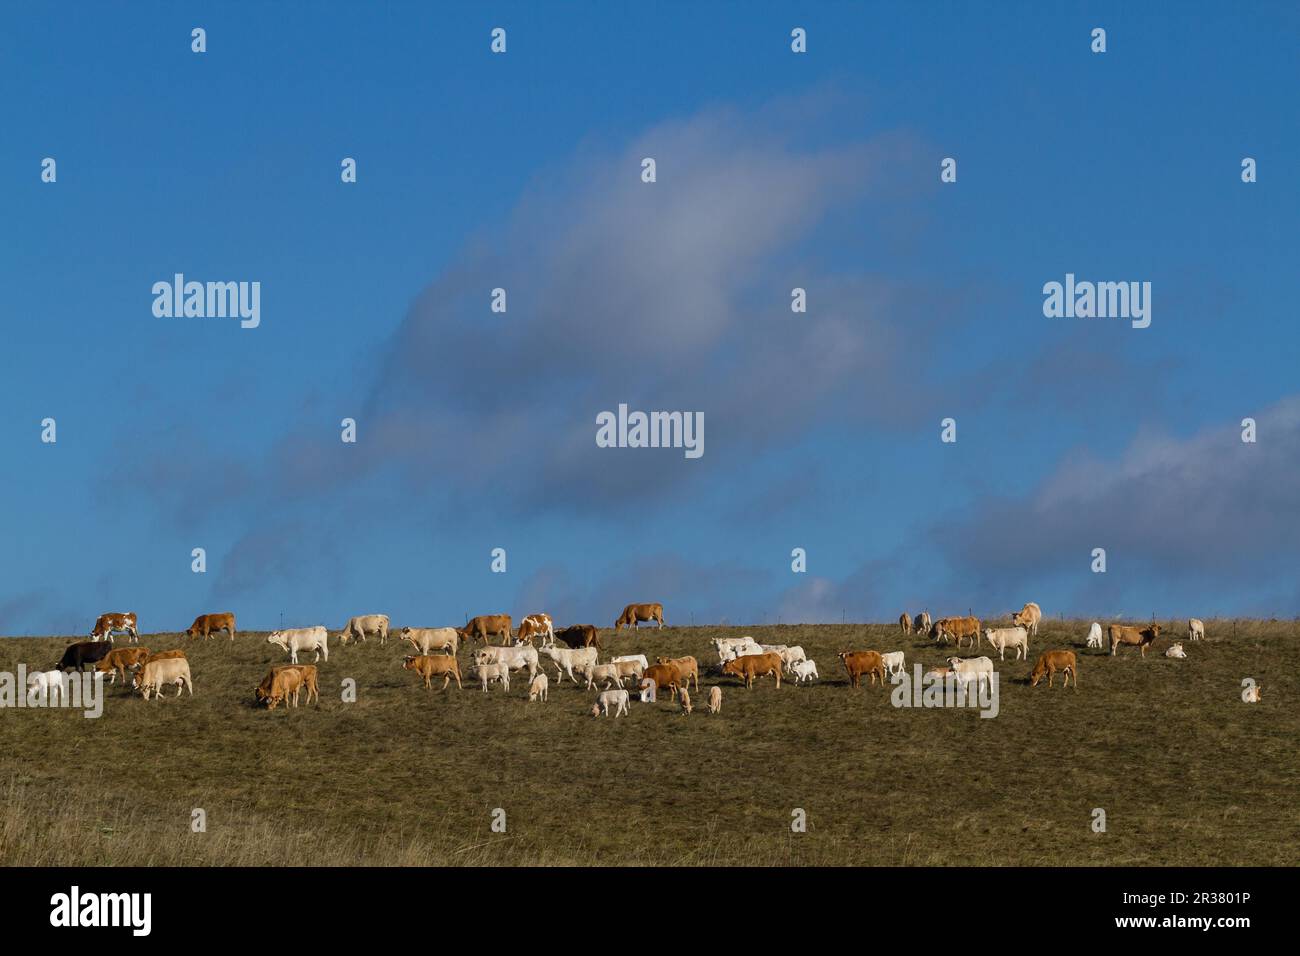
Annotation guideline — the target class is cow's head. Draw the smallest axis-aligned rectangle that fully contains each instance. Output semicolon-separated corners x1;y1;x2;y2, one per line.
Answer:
401;656;418;671
947;657;962;669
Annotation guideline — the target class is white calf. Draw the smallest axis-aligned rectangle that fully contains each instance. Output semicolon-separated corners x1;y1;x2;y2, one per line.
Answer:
790;659;819;684
1165;642;1187;659
591;688;630;717
1086;622;1103;649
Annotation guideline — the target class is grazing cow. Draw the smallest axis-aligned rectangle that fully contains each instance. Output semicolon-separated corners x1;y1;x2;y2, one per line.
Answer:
186;612;236;641
135;658;193;700
542;645;599;684
255;664;320;709
461;614;512;646
401;626;459;656
1029;650;1077;689
839;650;886;688
615;603;665;631
591;688;630;717
470;662;510;692
610;659;645;683
580;662;626;690
1243;684;1261;703
1165;642;1187;659
95;647;151;685
881;651;906;681
553;624;601;650
722;652;783;690
267;626;329;664
1188;618;1205;642
656;655;699;691
932;616;981;648
476;644;540;681
914;611;932;635
339;614;389;646
517;613;555;646
947;656;995;692
898;613;912;635
1108;624;1160;658
402;654;462;690
26;670;69;701
707;686;722;713
791;659;819;684
680;687;692;716
528;672;549;702
56;641;113;672
642;663;682;699
983;626;1029;661
1011;602;1042;637
1086;622;1103;649
777;646;807;671
91;612;138;644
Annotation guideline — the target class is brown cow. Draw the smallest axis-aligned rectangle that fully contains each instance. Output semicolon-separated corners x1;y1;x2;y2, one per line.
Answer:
1030;650;1077;689
839;650;886;688
461;614;512;646
142;648;186;664
95;647;151;685
255;664;320;708
256;666;304;710
1108;624;1160;658
91;612;138;643
642;662;682;699
553;624;601;650
722;651;783;690
517;613;554;645
402;654;463;690
932;616;981;648
615;603;665;631
186;611;236;641
898;613;912;635
656;655;699;691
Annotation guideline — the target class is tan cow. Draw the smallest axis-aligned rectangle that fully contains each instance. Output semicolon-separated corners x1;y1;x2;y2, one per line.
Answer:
186;612;236;641
615;603;664;631
135;657;193;700
401;626;459;656
402;654;462;690
340;614;390;645
839;650;886;688
898;613;912;635
461;614;512;646
1108;624;1160;657
1030;650;1077;689
95;647;151;684
933;616;981;648
707;686;722;714
1187;618;1205;642
656;655;699;691
255;664;319;708
1011;602;1042;637
642;662;682;699
722;652;783;690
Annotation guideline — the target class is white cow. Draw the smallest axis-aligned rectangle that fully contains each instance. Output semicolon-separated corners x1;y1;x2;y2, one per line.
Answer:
778;646;807;670
591;688;630;717
1188;618;1205;642
612;654;649;670
401;626;459;656
26;669;69;701
1086;622;1103;649
760;644;789;656
947;656;994;693
713;636;761;663
542;645;598;684
339;614;389;645
983;626;1029;661
476;644;539;680
580;662;626;690
471;662;510;693
528;672;549;702
135;658;194;700
1165;642;1187;659
790;659;819;684
881;651;907;681
268;627;328;664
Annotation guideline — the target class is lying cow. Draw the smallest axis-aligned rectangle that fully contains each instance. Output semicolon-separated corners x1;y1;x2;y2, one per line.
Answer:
401;626;459;656
1030;650;1076;689
1108;624;1160;658
591;688;630;717
339;614;389;645
186;612;236;641
983;626;1029;662
1165;642;1187;659
267;626;329;664
403;654;462;690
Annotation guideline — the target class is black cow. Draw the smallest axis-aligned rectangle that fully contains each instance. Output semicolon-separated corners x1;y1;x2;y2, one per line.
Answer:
553;624;601;651
56;641;113;672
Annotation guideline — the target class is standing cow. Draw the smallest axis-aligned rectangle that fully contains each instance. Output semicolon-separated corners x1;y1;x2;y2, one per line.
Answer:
614;603;665;631
186;612;236;641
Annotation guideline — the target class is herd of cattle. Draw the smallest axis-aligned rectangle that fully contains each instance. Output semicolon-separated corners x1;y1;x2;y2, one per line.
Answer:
26;602;1234;714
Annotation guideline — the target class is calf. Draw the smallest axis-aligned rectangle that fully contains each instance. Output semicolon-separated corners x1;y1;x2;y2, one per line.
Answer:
581;662;625;690
790;659;819;684
947;656;995;693
95;647;151;685
1085;622;1103;649
267;626;328;664
880;651;906;681
591;688;630;717
707;686;722;714
26;670;69;701
1030;650;1077;689
1165;642;1187;659
779;646;807;671
403;655;462;690
470;662;510;693
476;644;539;680
839;650;885;689
1188;618;1205;642
528;672;549;702
679;687;692;716
898;612;912;635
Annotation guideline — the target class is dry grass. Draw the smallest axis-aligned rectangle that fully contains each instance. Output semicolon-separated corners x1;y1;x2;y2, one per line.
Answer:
1;618;1294;866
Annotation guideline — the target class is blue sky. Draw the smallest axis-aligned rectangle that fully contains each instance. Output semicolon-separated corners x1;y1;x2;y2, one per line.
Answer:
3;1;1298;634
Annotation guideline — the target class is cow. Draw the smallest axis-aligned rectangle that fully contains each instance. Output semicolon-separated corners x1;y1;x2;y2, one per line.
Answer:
947;656;995;693
642;662;682;699
722;652;783;690
707;686;723;713
1011;602;1042;637
95;647;151;685
899;612;913;635
791;659;819;684
1165;642;1187;659
91;612;138;644
615;603;665;631
1243;684;1262;703
983;626;1029;662
1086;622;1103;649
185;612;235;641
580;663;625;690
542;645;598;684
401;626;459;656
142;649;186;664
470;662;510;693
881;651;906;681
339;614;389;646
1108;624;1160;658
255;664;320;708
476;644;539;681
923;666;952;681
839;650;886;688
461;614;512;646
26;670;69;701
778;646;807;671
717;639;764;664
610;659;645;683
656;655;699;691
402;654;462;690
267;626;328;664
679;687;692;716
591;688;630;717
55;641;113;672
553;624;601;650
932;616;981;648
135;657;193;700
1188;618;1205;642
914;611;932;635
1030;650;1077;689
528;672;549;702
517;613;555;646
